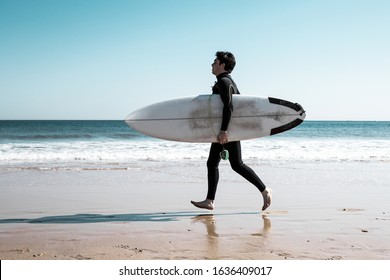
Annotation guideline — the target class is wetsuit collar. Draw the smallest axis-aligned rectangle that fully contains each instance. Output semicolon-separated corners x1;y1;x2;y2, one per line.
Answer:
216;72;230;79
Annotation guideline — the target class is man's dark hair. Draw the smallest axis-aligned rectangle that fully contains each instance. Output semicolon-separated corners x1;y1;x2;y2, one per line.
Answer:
215;51;236;73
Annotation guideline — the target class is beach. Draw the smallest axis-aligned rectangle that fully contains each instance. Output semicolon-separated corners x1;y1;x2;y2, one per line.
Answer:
1;159;389;260
1;120;389;260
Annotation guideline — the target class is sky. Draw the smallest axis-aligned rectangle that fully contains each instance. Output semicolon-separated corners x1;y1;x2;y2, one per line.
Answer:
0;0;389;121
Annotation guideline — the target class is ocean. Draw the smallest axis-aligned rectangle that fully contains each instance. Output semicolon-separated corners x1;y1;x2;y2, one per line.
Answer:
0;120;389;171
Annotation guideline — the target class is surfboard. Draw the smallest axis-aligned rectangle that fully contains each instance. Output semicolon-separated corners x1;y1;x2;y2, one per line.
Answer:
125;95;306;143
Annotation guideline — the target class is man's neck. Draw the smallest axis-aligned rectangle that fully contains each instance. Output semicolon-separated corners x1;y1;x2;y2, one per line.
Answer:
216;71;229;78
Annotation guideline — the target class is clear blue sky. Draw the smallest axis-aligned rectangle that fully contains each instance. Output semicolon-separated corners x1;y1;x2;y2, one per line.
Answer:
1;0;389;120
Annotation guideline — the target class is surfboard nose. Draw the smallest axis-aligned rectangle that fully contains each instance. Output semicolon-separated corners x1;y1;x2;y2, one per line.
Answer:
267;97;306;136
295;102;306;116
268;96;306;118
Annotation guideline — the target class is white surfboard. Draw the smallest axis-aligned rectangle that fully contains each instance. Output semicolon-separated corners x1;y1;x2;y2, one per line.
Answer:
125;95;306;143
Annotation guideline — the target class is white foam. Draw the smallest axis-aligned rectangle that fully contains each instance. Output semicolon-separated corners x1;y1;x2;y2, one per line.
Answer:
0;138;389;170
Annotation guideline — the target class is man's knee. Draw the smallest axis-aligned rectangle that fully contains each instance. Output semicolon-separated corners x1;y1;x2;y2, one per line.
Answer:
230;161;245;172
207;159;219;169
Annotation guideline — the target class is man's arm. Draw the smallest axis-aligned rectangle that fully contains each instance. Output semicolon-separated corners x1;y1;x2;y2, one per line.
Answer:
218;78;233;143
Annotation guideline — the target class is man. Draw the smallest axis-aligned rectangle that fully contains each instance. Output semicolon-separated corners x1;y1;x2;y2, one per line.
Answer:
191;51;272;211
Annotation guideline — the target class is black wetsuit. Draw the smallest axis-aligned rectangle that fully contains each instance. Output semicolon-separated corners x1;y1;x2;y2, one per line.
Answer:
206;73;266;200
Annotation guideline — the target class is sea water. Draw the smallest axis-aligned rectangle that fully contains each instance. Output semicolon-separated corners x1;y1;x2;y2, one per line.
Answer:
0;120;389;171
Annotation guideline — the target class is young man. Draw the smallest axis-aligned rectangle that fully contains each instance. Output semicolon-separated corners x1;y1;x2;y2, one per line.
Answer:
191;51;272;211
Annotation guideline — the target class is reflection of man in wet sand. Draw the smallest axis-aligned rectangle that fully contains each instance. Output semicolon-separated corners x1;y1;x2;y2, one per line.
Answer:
192;214;219;259
251;215;271;237
192;213;271;258
192;214;219;237
193;214;271;237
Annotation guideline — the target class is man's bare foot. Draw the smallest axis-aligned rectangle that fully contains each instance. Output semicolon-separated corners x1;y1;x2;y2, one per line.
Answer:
191;199;214;210
261;188;272;211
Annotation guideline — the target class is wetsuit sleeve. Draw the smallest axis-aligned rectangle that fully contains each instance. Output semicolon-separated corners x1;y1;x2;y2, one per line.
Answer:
218;78;233;131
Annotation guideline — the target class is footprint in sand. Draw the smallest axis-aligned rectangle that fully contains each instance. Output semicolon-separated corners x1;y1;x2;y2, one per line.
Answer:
73;254;92;260
339;208;365;212
326;255;343;260
263;210;289;215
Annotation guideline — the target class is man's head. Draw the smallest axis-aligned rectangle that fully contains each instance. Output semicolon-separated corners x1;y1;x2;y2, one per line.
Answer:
212;51;236;75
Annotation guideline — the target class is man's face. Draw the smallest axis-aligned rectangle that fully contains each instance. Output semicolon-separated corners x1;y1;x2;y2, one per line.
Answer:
211;58;225;76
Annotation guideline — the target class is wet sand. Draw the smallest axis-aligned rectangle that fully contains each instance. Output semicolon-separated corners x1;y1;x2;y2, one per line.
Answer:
1;162;389;260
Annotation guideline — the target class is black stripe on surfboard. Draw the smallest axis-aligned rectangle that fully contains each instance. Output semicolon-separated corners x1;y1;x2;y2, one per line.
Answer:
270;118;304;136
268;97;305;114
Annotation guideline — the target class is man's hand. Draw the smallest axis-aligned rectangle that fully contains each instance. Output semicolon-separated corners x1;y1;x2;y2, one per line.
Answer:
218;131;228;144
